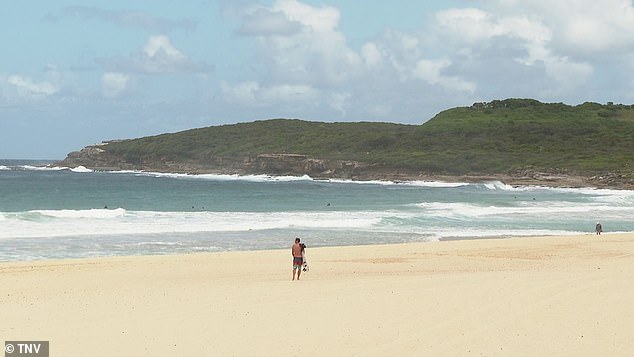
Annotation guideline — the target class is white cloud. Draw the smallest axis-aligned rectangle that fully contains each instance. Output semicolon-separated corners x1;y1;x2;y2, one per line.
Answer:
226;0;480;119
329;92;350;117
364;29;478;94
238;7;301;36
220;0;634;122
7;75;59;97
102;72;129;98
435;8;552;59
143;35;186;61
221;81;319;106
361;43;383;68
272;0;340;33
97;35;211;74
413;59;448;84
137;35;196;73
261;83;319;103
433;6;593;88
498;0;634;54
237;0;361;86
413;59;476;93
435;8;497;42
544;58;594;88
220;81;260;105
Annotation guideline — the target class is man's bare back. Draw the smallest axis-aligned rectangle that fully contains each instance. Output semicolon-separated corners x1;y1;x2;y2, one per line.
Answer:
292;243;303;257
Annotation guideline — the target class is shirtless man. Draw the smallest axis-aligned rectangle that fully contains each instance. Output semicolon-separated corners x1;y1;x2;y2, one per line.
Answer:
292;238;303;280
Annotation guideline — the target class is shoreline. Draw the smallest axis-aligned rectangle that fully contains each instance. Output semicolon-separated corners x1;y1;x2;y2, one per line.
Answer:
2;233;633;356
0;231;609;264
6;159;634;189
0;231;634;264
368;172;633;190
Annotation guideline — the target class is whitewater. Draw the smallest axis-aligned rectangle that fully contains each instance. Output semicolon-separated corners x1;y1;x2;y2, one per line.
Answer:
2;160;634;261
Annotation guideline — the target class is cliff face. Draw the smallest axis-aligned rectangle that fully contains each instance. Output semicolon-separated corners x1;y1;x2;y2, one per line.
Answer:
57;143;388;180
60;144;117;170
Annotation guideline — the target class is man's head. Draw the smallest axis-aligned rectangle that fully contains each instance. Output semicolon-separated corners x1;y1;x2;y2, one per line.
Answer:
295;237;300;243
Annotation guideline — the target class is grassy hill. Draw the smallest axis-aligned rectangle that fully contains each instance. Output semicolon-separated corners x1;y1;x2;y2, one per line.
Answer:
417;99;634;174
103;119;415;163
91;99;634;176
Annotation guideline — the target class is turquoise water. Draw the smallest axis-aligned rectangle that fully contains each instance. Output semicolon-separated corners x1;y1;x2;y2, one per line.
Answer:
2;160;634;261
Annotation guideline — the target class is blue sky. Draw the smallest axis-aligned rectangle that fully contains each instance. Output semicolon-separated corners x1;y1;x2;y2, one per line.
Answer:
2;0;634;159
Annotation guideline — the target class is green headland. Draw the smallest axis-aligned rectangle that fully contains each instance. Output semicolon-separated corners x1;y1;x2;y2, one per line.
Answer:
60;99;634;188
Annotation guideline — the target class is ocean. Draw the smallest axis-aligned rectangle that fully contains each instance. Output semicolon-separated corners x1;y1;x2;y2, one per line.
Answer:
2;159;633;261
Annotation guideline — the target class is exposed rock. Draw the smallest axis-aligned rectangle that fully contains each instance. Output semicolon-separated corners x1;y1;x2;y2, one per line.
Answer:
56;143;634;189
61;145;118;170
57;144;378;180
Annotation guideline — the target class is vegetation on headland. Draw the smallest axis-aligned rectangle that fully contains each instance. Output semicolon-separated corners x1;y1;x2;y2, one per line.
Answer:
103;119;418;166
62;99;634;187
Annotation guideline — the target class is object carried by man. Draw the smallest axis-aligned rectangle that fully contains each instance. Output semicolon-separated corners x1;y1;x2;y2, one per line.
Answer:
300;243;309;272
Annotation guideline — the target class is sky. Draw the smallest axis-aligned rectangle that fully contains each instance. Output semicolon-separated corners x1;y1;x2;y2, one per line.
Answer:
2;0;634;159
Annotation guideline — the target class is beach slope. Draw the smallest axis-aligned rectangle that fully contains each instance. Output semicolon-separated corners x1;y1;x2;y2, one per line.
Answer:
1;234;633;356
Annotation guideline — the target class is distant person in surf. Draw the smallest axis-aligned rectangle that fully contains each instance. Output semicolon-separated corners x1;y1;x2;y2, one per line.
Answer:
292;237;303;281
595;222;602;235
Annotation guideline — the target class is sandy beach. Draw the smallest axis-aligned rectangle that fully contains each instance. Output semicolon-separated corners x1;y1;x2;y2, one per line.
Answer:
1;233;633;356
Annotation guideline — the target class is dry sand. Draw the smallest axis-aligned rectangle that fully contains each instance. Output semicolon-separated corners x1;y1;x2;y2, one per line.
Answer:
1;233;633;356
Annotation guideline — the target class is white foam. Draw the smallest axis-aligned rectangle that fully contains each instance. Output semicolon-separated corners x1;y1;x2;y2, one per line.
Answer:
320;179;510;189
70;166;93;173
29;165;92;173
416;200;634;219
19;165;54;171
483;181;519;191
430;227;579;239
0;209;385;240
111;170;314;183
316;178;469;187
193;173;313;182
15;165;67;171
34;208;127;219
99;169;473;187
404;181;469;188
0;165;9;171
316;178;393;185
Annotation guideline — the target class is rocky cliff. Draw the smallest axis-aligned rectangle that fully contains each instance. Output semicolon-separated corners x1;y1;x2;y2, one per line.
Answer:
58;142;634;188
58;142;397;180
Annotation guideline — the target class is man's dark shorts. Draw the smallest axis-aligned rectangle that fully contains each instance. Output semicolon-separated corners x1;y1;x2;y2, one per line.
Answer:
293;257;303;269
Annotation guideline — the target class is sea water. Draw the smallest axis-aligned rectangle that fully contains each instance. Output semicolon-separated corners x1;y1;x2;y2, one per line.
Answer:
2;159;634;261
